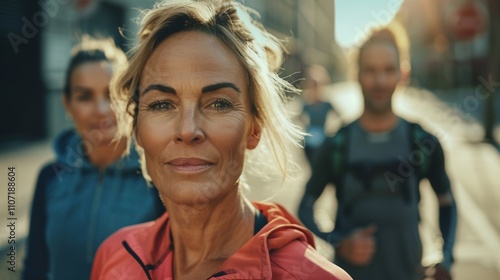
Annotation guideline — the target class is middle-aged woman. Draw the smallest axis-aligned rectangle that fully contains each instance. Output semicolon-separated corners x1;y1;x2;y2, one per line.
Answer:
91;1;352;279
22;37;165;280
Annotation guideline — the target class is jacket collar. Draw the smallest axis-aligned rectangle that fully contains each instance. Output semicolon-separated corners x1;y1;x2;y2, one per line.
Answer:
53;128;141;172
121;201;315;279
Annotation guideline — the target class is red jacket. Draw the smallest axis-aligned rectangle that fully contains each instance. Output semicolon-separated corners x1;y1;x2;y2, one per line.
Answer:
91;201;352;279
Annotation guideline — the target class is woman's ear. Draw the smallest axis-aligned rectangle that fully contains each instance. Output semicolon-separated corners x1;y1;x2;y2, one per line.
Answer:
246;122;261;150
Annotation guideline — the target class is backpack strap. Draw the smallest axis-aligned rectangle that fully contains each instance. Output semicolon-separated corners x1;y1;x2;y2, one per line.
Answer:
332;121;428;216
329;123;352;202
408;121;431;180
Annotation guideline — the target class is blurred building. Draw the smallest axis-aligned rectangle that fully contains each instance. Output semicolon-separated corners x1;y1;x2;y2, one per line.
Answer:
394;0;495;90
1;0;46;144
393;0;499;141
0;0;346;145
246;0;347;87
0;0;159;146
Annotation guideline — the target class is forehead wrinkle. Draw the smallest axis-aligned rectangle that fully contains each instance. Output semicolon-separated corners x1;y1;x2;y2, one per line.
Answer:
140;31;248;98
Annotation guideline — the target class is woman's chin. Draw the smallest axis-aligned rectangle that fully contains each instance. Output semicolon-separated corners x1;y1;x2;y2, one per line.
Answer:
100;125;119;139
157;181;234;208
81;128;121;149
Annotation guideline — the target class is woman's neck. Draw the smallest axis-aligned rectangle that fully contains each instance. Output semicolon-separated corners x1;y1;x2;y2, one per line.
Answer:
83;138;127;168
166;187;256;279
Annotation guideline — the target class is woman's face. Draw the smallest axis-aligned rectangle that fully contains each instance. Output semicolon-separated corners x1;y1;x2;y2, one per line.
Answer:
136;31;260;206
64;61;117;146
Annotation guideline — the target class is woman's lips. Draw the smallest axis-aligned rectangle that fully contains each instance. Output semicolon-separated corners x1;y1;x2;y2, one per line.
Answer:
166;158;215;173
90;121;116;130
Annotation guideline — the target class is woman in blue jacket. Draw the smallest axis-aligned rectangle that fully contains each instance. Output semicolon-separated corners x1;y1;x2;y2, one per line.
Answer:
22;37;165;280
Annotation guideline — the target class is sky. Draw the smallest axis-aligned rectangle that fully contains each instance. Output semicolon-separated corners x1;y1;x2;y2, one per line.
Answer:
335;0;404;48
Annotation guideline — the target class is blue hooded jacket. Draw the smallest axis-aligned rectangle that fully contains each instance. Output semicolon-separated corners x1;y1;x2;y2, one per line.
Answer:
23;129;165;280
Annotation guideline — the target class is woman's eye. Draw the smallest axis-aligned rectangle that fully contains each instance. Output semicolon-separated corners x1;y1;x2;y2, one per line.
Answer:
209;99;233;111
74;92;92;101
148;100;174;111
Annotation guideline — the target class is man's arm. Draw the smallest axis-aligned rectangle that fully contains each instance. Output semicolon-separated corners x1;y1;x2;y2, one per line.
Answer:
426;136;457;271
298;139;345;244
298;139;331;240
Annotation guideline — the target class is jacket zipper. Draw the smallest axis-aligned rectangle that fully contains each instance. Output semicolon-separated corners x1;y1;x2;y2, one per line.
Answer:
123;241;154;280
86;168;106;262
121;242;228;280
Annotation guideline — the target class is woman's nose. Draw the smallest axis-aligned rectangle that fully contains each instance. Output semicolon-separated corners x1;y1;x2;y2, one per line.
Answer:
96;97;111;115
174;107;205;144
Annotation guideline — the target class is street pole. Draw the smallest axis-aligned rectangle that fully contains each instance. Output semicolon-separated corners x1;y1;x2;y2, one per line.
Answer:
484;0;498;143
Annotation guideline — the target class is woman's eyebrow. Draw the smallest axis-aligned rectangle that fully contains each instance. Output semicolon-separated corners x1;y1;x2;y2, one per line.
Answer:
142;84;176;96
71;86;92;93
202;82;241;94
141;82;240;96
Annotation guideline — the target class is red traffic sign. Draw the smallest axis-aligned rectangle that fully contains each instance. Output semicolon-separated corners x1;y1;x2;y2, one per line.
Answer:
447;1;487;41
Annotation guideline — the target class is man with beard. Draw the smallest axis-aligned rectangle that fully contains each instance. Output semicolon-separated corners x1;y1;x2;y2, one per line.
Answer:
298;29;457;280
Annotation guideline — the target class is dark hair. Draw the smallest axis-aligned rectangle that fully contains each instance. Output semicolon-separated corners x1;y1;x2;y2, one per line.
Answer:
63;36;126;99
357;28;400;69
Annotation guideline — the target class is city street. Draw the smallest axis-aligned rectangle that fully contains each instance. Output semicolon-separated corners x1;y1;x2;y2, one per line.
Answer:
1;82;499;279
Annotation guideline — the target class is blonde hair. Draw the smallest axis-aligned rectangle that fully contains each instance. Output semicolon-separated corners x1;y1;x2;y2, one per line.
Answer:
111;0;303;182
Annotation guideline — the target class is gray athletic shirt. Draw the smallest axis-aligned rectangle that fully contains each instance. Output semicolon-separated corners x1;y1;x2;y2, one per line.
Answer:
335;119;423;280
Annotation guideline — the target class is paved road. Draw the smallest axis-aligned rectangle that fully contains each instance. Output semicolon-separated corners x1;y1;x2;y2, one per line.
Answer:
1;82;499;279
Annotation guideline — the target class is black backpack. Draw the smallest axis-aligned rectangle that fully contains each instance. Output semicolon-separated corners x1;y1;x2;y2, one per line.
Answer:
328;121;432;215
